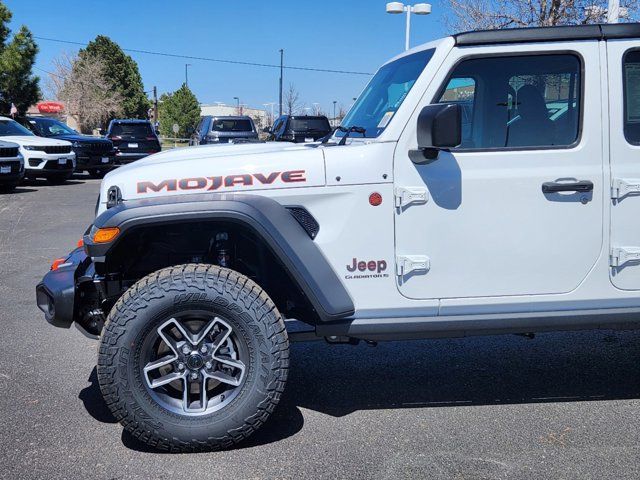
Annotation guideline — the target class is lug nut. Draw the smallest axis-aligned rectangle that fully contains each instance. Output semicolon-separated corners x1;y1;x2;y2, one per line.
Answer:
200;345;208;354
182;345;191;355
190;372;199;380
177;363;185;370
205;361;212;369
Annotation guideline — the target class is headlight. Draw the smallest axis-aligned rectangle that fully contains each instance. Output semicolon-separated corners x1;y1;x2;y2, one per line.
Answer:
72;141;81;148
23;145;37;151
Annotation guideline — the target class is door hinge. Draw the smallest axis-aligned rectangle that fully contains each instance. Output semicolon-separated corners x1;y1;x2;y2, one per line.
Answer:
394;186;428;208
610;247;640;267
611;178;640;200
396;255;431;276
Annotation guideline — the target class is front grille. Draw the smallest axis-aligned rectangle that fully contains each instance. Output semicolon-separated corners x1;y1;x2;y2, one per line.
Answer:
44;145;72;154
0;161;20;174
0;147;19;158
85;142;111;154
286;206;320;239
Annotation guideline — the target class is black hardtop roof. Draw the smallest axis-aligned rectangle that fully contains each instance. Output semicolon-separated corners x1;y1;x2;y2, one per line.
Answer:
205;115;252;120
454;22;640;46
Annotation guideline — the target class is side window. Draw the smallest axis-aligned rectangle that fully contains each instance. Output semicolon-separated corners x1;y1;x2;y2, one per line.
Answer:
439;77;476;145
623;50;640;145
437;54;581;150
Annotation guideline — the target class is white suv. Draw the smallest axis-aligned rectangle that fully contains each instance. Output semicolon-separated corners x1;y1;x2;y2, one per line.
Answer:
0;116;75;183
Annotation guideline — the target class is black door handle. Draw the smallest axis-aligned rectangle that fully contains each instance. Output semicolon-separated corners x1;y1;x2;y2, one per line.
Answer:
542;180;594;193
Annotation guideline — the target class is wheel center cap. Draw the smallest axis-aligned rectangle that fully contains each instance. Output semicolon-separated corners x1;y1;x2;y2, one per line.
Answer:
186;352;205;370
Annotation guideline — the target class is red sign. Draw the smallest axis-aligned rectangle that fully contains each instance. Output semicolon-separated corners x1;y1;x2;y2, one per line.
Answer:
37;101;65;114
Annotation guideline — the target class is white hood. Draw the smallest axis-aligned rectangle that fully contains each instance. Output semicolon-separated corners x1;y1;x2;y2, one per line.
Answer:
100;142;327;208
0;135;71;147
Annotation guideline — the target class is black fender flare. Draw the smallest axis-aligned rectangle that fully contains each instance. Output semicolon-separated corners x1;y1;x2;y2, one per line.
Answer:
84;193;354;322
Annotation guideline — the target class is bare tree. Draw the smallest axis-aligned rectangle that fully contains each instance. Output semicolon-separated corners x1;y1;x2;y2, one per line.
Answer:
48;52;123;133
284;83;301;115
445;0;638;32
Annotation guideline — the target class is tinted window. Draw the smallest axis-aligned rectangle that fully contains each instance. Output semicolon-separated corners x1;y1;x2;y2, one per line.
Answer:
624;50;640;145
437;54;581;149
32;118;77;136
110;122;154;137
341;48;435;138
0;119;34;136
289;117;330;132
211;119;253;132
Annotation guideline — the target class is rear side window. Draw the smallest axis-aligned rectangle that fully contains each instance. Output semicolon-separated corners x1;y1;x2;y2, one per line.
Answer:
110;122;153;137
289;118;330;132
436;54;581;150
623;50;640;145
211;119;253;132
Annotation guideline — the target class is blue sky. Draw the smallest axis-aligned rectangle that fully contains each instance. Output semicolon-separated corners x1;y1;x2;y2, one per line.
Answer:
5;0;449;113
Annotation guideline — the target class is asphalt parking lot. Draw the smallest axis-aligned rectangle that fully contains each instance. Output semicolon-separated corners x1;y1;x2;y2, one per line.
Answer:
1;176;640;479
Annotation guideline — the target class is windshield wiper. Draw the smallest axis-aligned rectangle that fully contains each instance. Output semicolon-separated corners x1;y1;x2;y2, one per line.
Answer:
320;125;366;145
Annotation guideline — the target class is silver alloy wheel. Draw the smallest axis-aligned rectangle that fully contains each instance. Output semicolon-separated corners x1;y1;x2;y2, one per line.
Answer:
142;315;247;416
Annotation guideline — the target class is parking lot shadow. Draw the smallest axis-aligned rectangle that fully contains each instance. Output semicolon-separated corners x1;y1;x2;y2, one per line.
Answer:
78;330;640;453
284;330;640;417
1;186;38;194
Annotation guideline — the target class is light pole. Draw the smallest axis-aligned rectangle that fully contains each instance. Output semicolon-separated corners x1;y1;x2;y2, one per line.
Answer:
386;2;432;51
279;49;284;117
333;101;337;126
185;64;191;87
234;97;240;115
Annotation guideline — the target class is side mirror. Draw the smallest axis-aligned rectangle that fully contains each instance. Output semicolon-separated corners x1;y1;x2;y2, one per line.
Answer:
262;127;271;134
415;103;461;162
99;129;106;136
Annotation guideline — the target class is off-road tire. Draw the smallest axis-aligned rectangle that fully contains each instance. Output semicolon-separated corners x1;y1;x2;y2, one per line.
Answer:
97;264;289;452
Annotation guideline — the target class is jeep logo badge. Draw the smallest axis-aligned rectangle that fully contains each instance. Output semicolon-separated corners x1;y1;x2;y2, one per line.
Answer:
345;258;388;279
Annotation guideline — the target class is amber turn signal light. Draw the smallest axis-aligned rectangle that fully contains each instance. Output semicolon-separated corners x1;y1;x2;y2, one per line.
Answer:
93;227;120;243
50;258;67;271
77;238;84;248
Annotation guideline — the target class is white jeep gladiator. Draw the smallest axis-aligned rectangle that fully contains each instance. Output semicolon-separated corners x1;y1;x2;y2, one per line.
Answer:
36;23;640;451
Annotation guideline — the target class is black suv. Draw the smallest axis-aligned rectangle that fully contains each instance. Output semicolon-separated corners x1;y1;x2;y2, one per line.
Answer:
267;115;331;143
22;117;115;178
104;119;161;164
190;116;259;145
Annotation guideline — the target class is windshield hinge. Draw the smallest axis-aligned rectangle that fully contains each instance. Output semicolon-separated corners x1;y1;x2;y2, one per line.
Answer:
394;186;428;209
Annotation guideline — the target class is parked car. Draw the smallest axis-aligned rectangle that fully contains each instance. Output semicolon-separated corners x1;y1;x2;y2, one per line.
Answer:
0;116;75;183
190;116;259;145
266;115;331;143
37;22;640;452
0;140;24;192
21;116;115;179
104;119;161;164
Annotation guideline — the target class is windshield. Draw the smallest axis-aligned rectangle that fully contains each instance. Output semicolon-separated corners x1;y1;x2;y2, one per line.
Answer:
211;119;253;132
290;117;330;132
340;48;435;138
31;118;77;136
0;119;34;136
110;122;154;137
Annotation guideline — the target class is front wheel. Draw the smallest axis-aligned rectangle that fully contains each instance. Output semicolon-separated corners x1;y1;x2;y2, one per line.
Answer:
97;264;289;451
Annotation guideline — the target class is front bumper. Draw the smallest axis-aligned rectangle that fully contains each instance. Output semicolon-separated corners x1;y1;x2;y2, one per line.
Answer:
115;152;150;164
75;154;115;171
24;152;76;175
36;247;91;329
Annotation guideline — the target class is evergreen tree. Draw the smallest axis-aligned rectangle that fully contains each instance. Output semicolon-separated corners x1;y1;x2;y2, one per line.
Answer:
0;2;40;115
80;35;149;118
158;84;200;139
